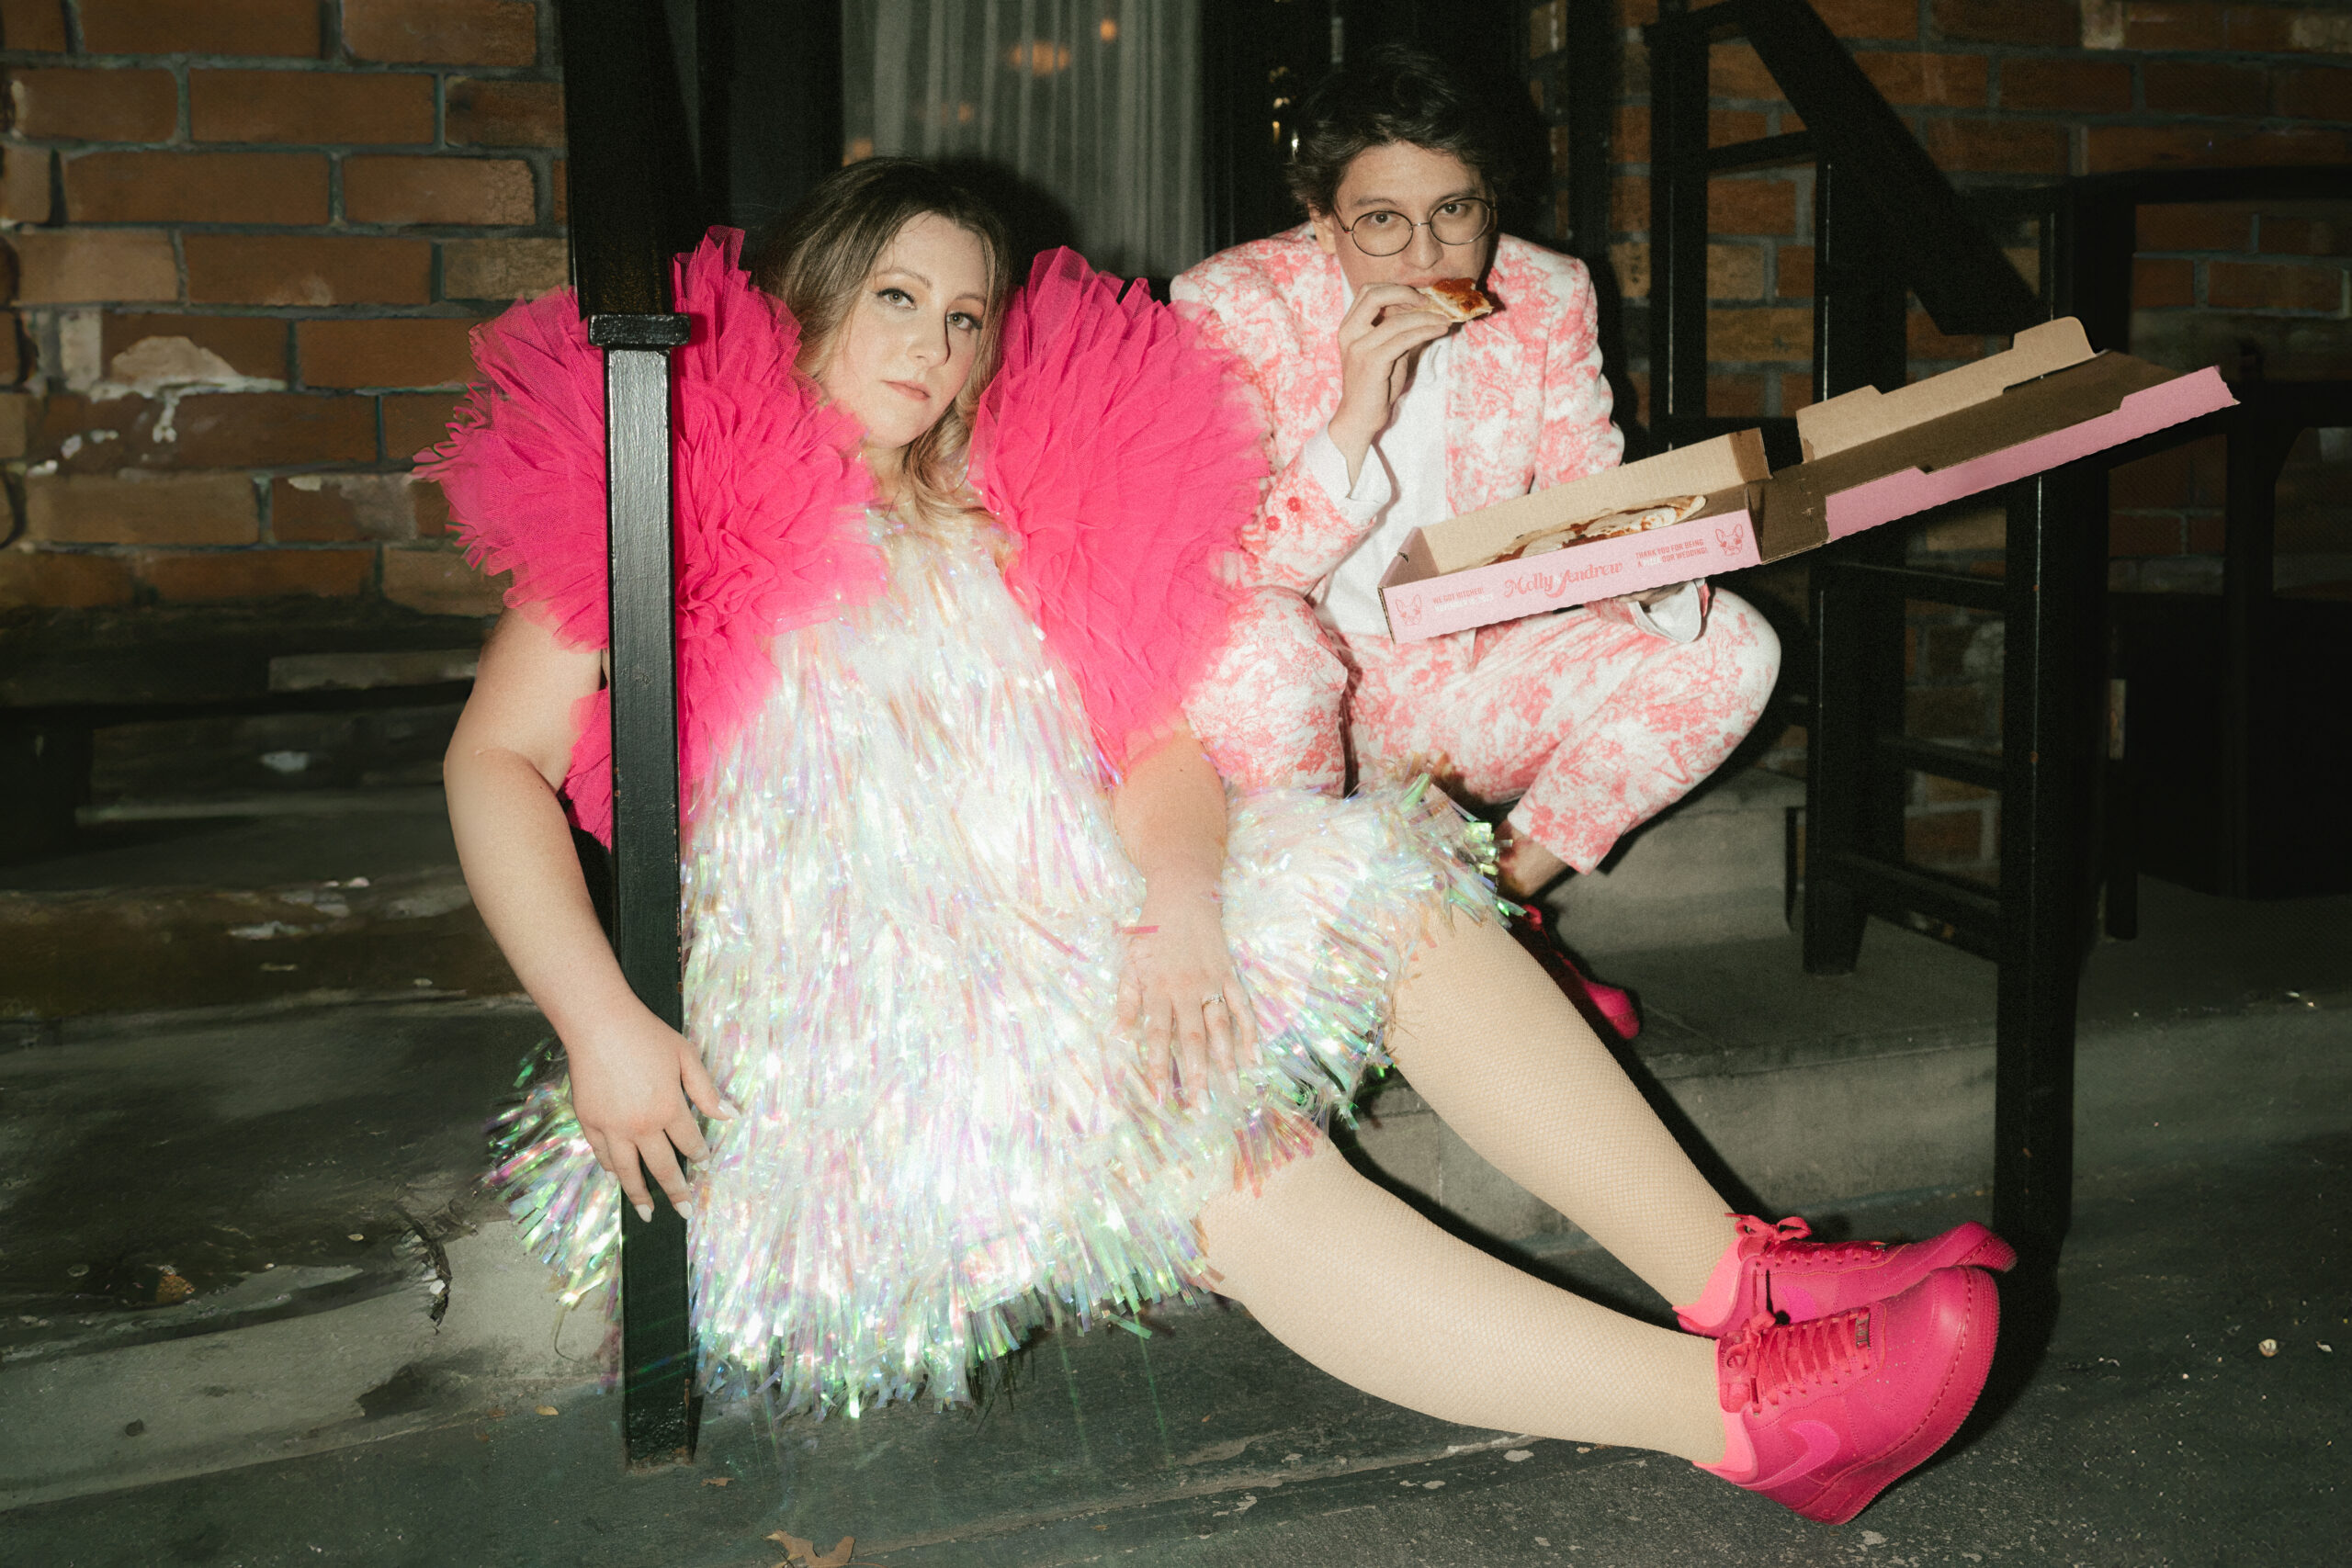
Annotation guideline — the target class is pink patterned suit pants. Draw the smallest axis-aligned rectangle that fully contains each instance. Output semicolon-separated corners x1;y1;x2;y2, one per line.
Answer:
1191;589;1781;874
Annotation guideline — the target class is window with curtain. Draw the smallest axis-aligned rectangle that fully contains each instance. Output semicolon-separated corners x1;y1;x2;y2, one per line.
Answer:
842;1;1204;279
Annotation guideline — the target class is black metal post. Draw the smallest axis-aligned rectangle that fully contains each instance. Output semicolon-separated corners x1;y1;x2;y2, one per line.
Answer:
2054;188;2137;356
1808;159;1909;412
1800;154;1910;977
555;0;703;1468
2220;411;2298;901
1803;561;1870;975
1563;0;1616;257
1647;3;1710;446
2102;612;2139;941
1992;470;2101;1251
596;313;694;1466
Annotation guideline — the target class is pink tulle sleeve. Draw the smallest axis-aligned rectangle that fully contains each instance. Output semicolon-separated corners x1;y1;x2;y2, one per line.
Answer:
664;233;885;807
974;249;1268;773
421;288;613;649
419;229;880;844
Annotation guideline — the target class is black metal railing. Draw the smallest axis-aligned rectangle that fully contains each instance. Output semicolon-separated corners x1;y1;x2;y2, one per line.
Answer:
1645;0;2197;1255
555;0;703;1468
1647;0;2040;459
1975;167;2352;909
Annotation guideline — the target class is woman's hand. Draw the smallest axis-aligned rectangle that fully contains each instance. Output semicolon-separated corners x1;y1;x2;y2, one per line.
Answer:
1328;283;1453;480
1117;876;1259;1108
447;612;736;1221
564;1004;737;1221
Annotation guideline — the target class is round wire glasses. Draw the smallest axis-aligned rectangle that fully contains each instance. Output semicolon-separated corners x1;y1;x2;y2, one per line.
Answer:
1336;198;1498;257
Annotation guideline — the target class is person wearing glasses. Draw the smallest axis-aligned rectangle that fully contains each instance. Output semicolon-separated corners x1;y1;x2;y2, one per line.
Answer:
1174;46;1781;1031
435;159;2007;1528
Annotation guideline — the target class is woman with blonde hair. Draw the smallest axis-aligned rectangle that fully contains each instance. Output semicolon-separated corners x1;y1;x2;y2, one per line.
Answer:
435;157;2008;1527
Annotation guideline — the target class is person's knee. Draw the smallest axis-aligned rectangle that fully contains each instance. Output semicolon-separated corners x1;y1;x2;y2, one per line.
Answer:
1710;591;1782;716
1186;590;1350;791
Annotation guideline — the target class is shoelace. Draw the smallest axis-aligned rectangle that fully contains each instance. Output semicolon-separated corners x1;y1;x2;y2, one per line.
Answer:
1717;1306;1877;1414
1739;1213;1888;1268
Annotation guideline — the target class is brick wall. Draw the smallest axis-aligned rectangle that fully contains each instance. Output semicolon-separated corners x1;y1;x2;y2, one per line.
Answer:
1530;0;2352;884
5;3;2342;861
0;0;566;618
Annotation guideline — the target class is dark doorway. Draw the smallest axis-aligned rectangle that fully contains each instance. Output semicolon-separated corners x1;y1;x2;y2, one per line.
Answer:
1203;0;1535;254
693;0;847;232
681;1;1535;265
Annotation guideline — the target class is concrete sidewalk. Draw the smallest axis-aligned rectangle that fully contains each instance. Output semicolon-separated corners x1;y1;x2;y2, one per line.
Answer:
2;1130;2342;1567
2;867;2347;1563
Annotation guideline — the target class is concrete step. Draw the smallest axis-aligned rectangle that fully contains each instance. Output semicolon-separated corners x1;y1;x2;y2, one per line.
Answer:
5;1139;2338;1567
1350;875;2352;1247
2;761;1802;1019
0;793;514;1021
0;997;596;1509
7;873;2346;1509
0;1217;606;1511
1343;976;2351;1250
1541;766;1802;955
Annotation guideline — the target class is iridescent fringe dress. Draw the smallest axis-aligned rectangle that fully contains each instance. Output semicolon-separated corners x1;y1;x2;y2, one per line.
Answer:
489;520;1496;1416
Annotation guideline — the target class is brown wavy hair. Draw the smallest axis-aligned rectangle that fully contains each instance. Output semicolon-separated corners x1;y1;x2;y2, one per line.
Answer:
745;159;1015;527
1284;43;1517;219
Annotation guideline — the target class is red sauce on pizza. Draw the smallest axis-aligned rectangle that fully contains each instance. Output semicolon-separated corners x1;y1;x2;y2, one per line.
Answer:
1420;278;1496;322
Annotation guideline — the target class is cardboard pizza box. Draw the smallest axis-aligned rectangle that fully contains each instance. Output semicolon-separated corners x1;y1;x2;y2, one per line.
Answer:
1758;321;2235;554
1377;430;1771;642
1379;317;2237;643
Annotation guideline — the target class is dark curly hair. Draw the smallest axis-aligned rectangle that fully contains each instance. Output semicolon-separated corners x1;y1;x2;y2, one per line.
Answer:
1283;43;1519;219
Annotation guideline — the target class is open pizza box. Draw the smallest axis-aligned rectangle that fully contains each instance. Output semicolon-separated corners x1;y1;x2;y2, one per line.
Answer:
1379;319;2239;642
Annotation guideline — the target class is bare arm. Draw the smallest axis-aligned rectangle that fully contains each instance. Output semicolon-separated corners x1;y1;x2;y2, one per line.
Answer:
445;609;729;1218
1110;726;1257;1104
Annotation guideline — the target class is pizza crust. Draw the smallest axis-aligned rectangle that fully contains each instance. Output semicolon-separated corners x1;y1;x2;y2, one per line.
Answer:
1419;278;1496;323
1500;494;1709;561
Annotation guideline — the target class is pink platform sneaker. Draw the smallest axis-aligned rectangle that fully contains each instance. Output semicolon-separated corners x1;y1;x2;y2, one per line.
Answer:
1700;1265;2000;1524
1510;906;1642;1039
1676;1213;2018;1337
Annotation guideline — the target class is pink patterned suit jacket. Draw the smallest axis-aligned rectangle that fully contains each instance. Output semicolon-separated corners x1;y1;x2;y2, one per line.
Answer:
1171;230;1780;872
1170;226;1624;604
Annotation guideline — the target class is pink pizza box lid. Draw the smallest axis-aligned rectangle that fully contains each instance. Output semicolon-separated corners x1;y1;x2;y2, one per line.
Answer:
1402;427;1773;576
1379;429;1772;641
1379;316;2235;641
1758;319;2238;556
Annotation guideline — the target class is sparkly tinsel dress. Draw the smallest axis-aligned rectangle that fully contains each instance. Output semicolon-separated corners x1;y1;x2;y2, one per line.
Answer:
434;233;1495;1416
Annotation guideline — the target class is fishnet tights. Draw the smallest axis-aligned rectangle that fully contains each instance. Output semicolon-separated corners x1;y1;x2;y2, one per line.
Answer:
1385;917;1739;1307
1192;917;1736;1464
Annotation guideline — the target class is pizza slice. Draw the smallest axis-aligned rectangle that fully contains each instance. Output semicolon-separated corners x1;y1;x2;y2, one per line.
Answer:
1502;494;1709;560
1419;277;1496;323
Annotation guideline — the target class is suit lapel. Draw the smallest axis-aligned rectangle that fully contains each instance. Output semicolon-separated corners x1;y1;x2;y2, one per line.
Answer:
1446;250;1540;513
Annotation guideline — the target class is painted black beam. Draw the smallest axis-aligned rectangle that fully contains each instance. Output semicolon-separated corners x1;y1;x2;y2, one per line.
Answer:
1874;733;2005;792
594;313;694;1468
555;0;700;1468
1994;469;2106;1251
